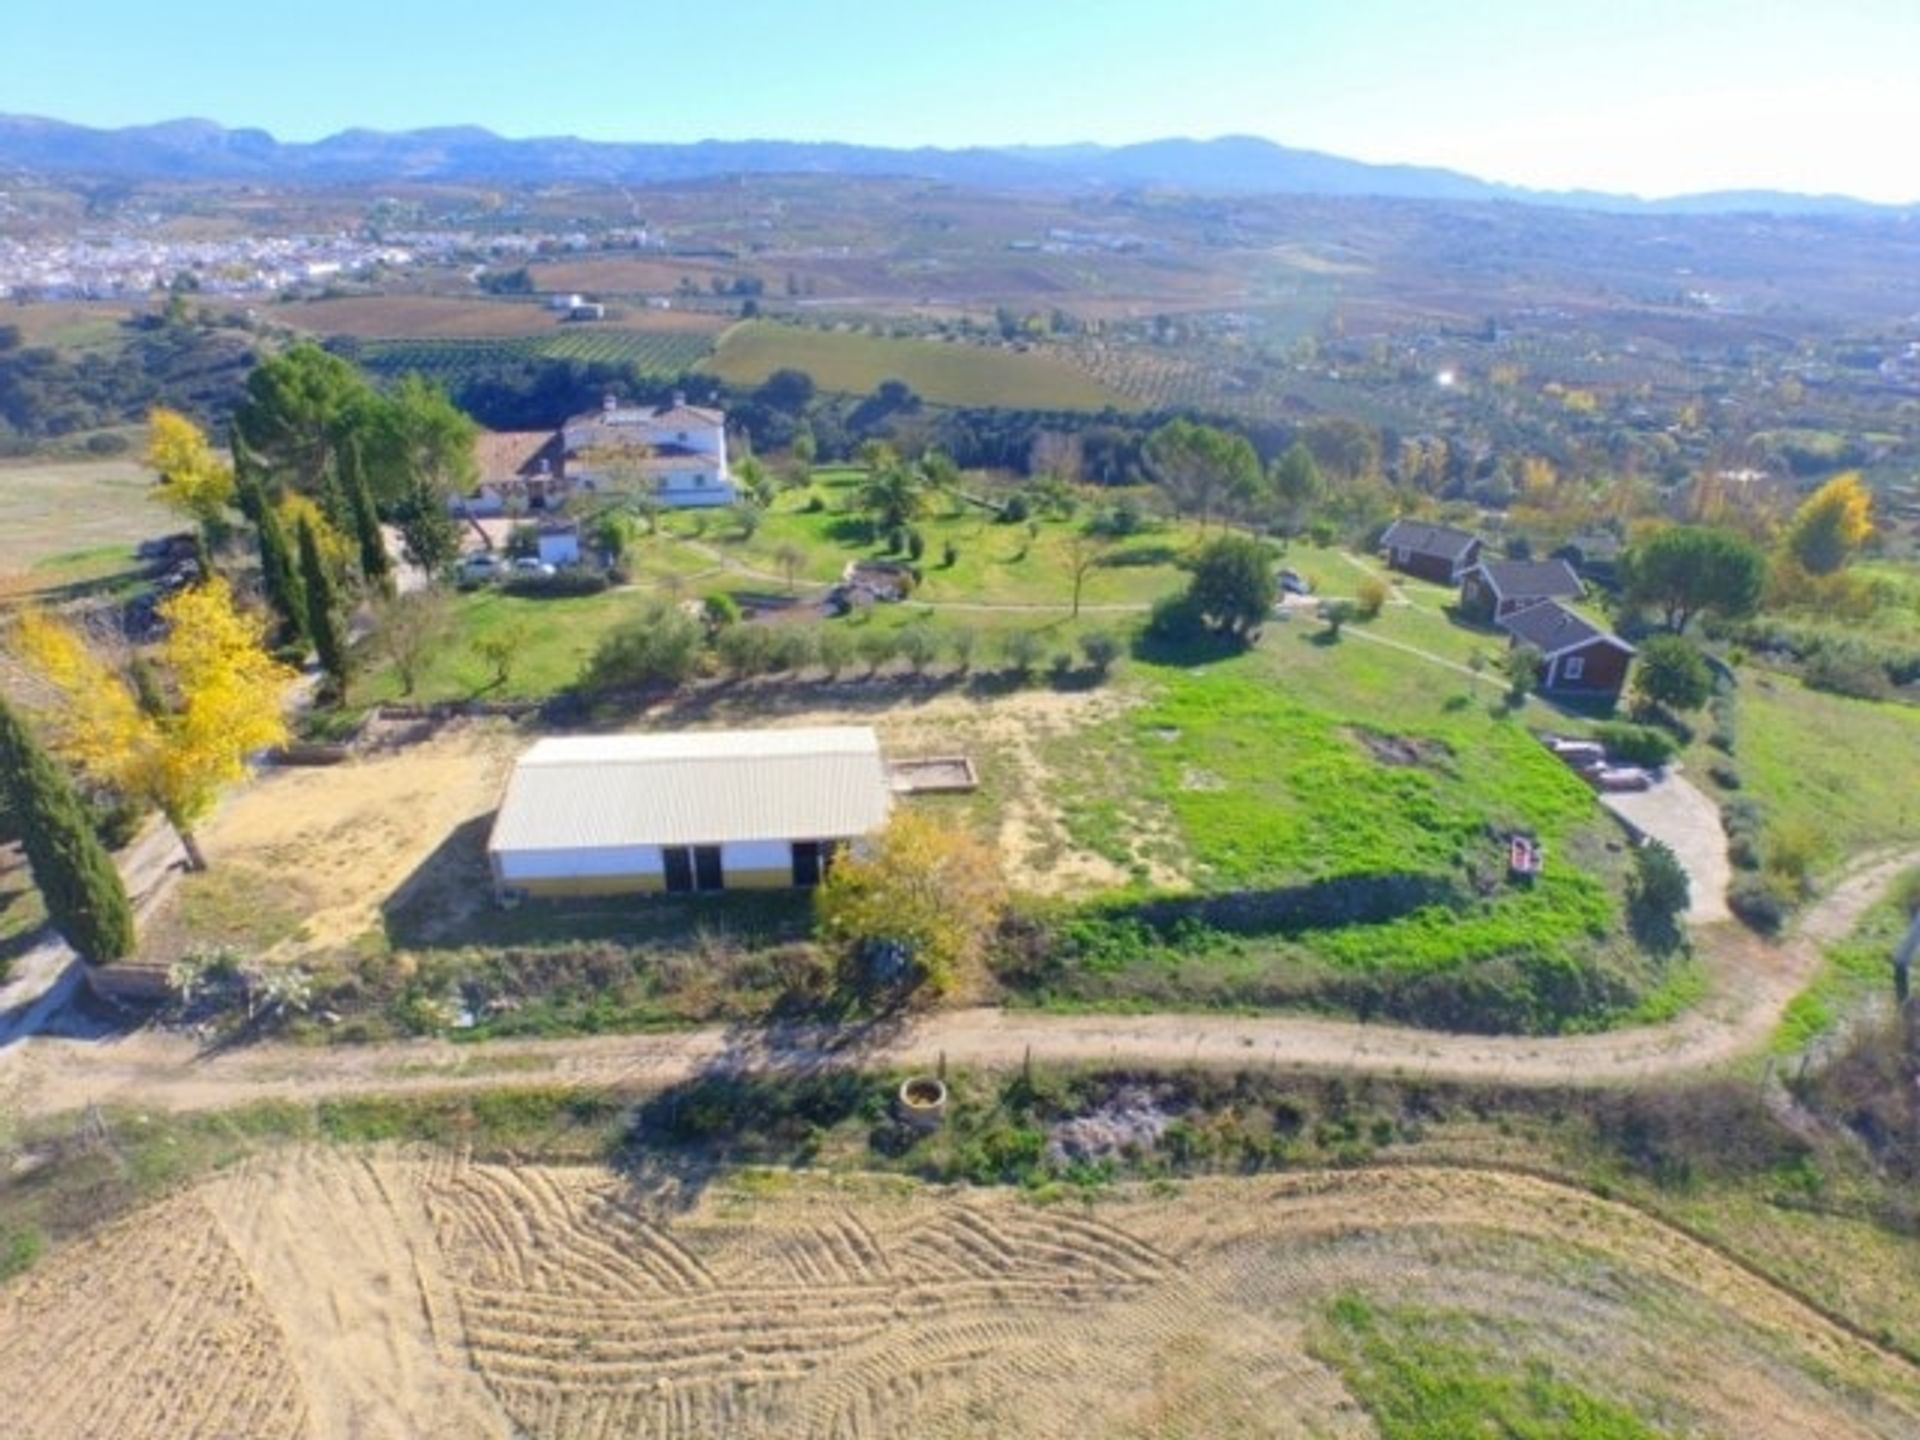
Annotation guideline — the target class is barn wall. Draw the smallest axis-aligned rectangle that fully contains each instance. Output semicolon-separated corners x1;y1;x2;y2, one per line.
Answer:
496;844;664;882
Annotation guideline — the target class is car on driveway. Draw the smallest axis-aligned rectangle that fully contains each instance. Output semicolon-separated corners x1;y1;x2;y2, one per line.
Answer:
1278;568;1312;596
459;553;503;582
510;557;557;577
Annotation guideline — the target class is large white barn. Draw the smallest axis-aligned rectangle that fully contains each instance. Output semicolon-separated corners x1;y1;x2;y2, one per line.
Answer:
487;728;892;899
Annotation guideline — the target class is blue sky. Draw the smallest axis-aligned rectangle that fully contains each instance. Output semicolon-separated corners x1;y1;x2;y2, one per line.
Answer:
5;0;1917;200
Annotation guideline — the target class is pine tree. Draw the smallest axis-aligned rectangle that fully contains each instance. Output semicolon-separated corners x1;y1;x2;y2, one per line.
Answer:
0;698;135;965
338;434;394;596
297;515;350;699
246;475;306;647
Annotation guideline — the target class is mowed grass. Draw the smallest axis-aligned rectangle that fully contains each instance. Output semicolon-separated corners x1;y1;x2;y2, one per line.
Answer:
352;586;663;703
0;458;172;586
703;321;1134;411
708;469;1197;608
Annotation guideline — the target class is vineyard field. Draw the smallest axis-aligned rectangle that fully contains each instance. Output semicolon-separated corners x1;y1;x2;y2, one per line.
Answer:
356;329;717;382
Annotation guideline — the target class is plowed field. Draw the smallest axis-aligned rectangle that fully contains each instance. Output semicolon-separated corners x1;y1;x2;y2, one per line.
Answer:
2;1152;1915;1439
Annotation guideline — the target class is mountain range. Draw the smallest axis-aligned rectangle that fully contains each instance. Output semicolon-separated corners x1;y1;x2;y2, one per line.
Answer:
0;114;1901;217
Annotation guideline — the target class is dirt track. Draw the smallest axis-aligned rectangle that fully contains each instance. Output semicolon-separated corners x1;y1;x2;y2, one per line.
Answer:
2;849;1913;1120
2;1151;1915;1439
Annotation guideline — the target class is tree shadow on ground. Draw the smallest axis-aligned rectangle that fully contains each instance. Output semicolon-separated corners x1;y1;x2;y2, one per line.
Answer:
612;1006;914;1214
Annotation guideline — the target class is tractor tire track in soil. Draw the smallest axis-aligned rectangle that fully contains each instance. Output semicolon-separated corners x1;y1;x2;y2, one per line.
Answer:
2;1152;1915;1439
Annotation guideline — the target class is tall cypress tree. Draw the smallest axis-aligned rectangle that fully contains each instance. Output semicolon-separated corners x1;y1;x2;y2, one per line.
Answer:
338;434;393;597
297;516;350;699
245;475;307;647
0;699;135;965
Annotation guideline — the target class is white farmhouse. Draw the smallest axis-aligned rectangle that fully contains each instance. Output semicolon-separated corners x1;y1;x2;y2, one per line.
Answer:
563;392;735;508
487;728;892;899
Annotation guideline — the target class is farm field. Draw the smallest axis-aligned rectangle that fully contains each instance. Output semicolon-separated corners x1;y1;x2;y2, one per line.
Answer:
275;293;731;340
703;321;1134;410
0;457;172;592
353;328;719;386
0;1147;1911;1440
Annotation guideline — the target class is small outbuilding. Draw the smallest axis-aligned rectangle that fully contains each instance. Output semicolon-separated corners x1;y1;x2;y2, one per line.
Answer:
1379;519;1483;584
535;519;581;567
1500;601;1635;701
1459;557;1584;623
487;727;893;899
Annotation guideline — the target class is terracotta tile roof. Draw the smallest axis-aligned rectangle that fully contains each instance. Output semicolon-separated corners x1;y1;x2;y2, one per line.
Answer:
474;431;563;483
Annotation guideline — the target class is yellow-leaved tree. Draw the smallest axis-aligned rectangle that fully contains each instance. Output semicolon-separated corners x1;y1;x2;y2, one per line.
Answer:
814;810;1007;1001
10;578;293;870
1784;472;1874;576
144;407;236;544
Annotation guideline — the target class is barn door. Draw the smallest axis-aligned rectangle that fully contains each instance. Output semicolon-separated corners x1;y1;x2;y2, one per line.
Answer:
693;845;724;892
791;841;822;888
663;847;694;894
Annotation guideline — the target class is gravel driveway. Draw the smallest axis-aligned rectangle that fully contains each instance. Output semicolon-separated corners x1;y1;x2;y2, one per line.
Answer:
1599;769;1732;921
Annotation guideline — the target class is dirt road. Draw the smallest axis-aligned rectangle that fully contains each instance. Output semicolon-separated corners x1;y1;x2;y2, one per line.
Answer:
3;849;1911;1119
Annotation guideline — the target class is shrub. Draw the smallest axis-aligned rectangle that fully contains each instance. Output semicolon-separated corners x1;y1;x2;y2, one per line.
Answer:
1728;874;1791;933
896;624;940;674
1503;643;1542;702
905;528;926;562
766;625;818;673
936;626;973;672
1803;641;1891;700
701;591;741;630
578;603;703;691
716;623;775;676
887;524;911;555
1354;576;1388;620
1629;840;1689;947
1594;722;1677;768
1080;630;1122;677
1632;633;1713;712
501;569;608;598
998;629;1045;679
941;538;959;568
855;626;898;674
1001;493;1031;523
1764;821;1822;898
1147;592;1206;642
1186;535;1277;639
1320;598;1356;638
1708;763;1742;790
816;625;855;677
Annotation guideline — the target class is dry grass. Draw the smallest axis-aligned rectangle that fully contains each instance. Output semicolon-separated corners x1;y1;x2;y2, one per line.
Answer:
1;1150;1912;1439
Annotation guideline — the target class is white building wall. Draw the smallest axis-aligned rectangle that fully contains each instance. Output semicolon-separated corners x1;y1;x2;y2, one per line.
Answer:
721;839;793;874
496;845;664;882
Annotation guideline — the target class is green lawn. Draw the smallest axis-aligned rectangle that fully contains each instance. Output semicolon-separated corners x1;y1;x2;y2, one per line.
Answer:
353;586;668;703
703;321;1133;410
701;470;1200;609
1025;614;1662;1033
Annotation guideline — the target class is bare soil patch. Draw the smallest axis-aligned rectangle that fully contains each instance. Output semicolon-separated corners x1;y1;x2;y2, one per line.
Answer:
1;1151;1912;1439
140;720;521;966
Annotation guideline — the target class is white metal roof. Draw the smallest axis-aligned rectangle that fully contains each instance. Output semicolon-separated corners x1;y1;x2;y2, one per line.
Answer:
488;727;892;854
